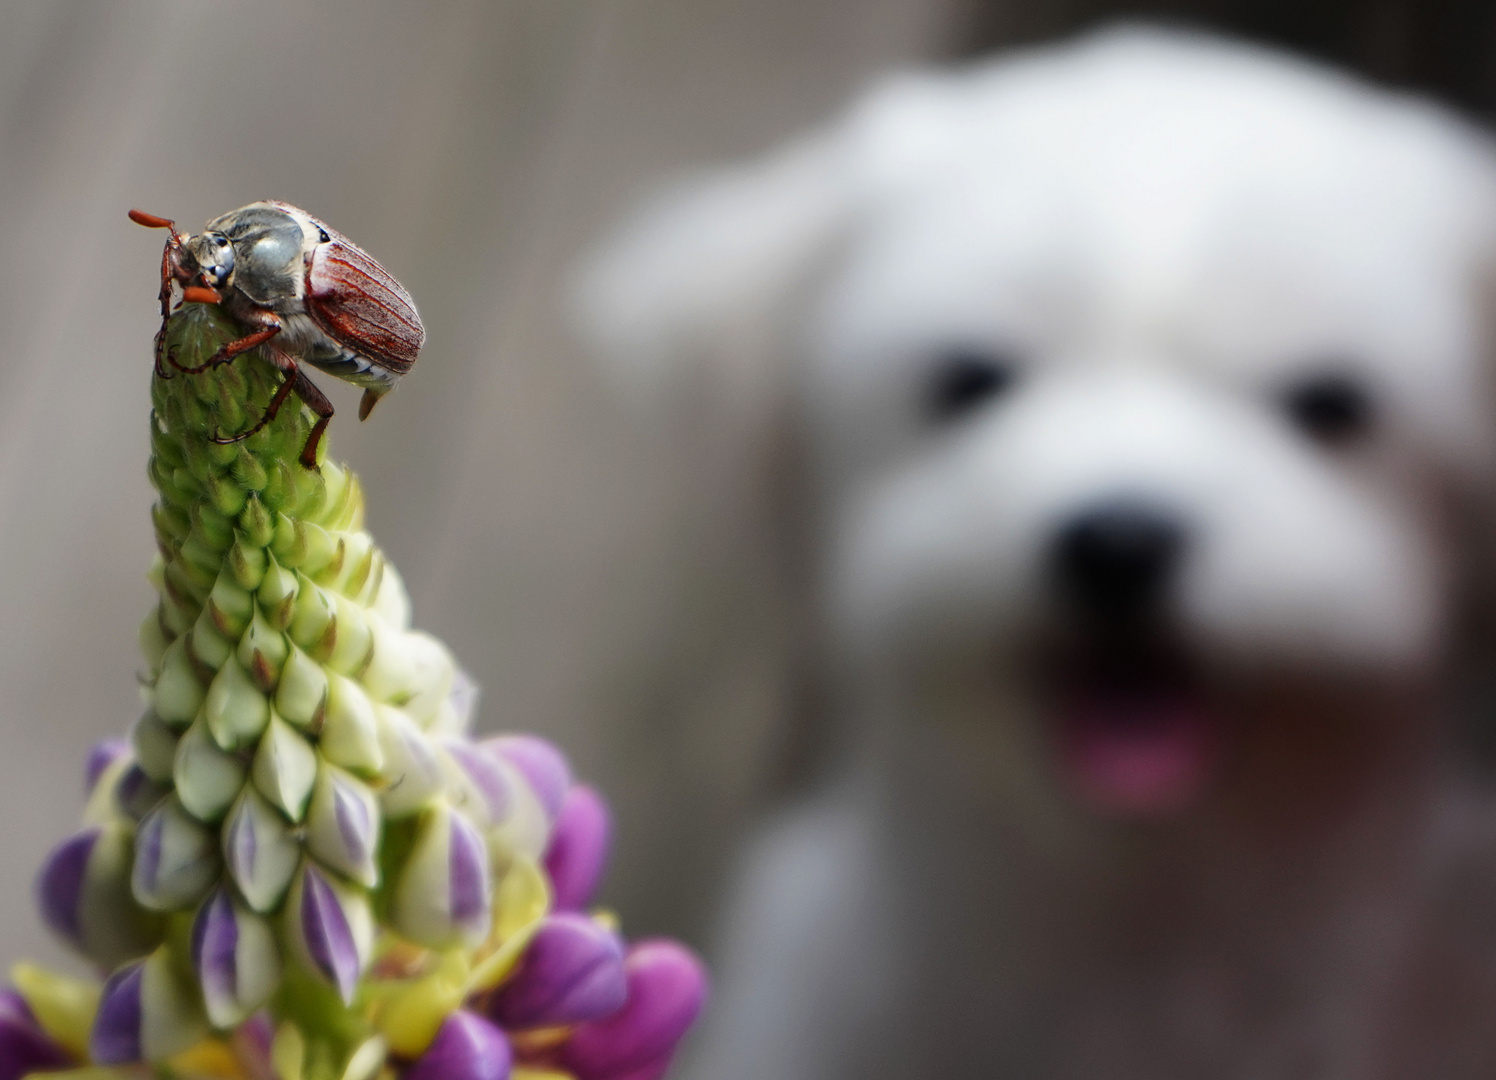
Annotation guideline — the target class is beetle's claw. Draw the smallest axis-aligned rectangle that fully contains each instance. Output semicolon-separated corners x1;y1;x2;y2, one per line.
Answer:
207;427;250;447
153;337;175;380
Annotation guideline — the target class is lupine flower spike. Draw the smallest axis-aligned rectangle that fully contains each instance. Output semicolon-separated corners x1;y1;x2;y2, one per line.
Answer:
14;239;706;1080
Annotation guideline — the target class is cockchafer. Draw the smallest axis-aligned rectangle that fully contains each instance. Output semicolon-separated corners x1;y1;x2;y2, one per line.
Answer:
130;202;425;468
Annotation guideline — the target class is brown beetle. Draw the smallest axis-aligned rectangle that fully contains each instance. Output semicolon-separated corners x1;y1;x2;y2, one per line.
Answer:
129;201;425;468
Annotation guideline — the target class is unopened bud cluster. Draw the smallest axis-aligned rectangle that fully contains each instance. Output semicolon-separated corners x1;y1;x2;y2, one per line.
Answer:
12;305;705;1080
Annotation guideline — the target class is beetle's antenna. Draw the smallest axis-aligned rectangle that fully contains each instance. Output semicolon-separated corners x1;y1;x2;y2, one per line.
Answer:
130;209;190;379
128;209;185;246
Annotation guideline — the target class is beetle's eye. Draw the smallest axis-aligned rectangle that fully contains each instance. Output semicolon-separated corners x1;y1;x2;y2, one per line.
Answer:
317;227;330;244
215;237;230;248
927;348;1017;422
1282;370;1374;444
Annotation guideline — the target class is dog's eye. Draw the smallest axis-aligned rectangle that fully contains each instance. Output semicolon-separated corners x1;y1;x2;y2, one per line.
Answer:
927;350;1016;421
1281;373;1374;444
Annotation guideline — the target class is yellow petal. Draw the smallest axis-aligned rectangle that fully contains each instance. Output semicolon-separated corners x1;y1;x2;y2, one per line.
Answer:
376;954;467;1057
492;855;550;943
464;918;542;996
271;1023;304;1080
11;962;99;1060
169;1038;244;1080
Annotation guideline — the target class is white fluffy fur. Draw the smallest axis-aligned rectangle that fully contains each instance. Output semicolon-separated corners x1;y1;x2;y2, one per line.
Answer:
579;27;1496;1078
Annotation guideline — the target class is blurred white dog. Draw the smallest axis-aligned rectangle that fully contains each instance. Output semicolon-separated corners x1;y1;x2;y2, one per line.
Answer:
579;27;1496;1079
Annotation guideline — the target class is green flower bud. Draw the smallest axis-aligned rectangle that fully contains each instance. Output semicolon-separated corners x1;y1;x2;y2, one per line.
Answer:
138;611;170;677
388;800;491;949
133;796;220;911
152;638;203;727
204;467;248;519
189;608;233;675
206;571;254;640
38;822;164;969
309;528;346;584
158;588;196;638
232;446;270;495
192;887;282;1028
274;645;328;731
257;558;300;630
304;764;381;887
130;710;179;784
324;593;372;677
374;706;444;819
400;633;456;728
361;617;415;705
321;674;383;775
372;563;411;631
238;608;290;693
91;946;209;1063
282;863;373;1005
178;535;221;580
173;719;246;823
204;655;270;751
289;575;337;660
227;537;268;592
331;533;377;602
82;752;134;827
193;503;234;553
253;715;317;822
222;787;301;913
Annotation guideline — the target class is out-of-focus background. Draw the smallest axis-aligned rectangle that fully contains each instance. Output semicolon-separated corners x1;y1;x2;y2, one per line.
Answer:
0;0;1489;975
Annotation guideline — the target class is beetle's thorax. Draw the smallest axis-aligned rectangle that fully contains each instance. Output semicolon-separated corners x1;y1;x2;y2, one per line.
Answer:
200;202;325;309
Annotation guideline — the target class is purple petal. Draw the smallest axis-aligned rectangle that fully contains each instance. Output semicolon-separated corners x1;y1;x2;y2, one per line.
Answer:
448;811;490;929
225;805;255;878
443;741;510;823
335;788;371;862
0;990;71;1080
191;890;238;1019
116;764;169;821
36;831;96;945
90;962;144;1064
481;736;571;822
0;995;29;1026
402;1011;510;1080
300;868;361;1002
231;1013;277;1080
544;786;612;912
132;799;219;911
557;941;708;1080
305;769;381;887
481;914;627;1029
85;740;130;794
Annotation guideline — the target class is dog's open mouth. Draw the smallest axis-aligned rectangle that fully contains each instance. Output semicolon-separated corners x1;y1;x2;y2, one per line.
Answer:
1046;643;1225;818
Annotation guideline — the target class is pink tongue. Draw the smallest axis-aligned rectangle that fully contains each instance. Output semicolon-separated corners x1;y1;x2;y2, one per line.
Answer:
1057;688;1219;817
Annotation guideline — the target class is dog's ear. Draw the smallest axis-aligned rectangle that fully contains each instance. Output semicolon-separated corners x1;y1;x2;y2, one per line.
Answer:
562;69;988;903
571;67;975;415
572;134;847;431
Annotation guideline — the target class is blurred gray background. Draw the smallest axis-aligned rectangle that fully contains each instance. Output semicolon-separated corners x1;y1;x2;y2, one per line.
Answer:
0;0;1489;976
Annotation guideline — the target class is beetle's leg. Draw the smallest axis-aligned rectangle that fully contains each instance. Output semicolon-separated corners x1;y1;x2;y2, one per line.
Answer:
289;371;336;470
209;347;335;471
130;211;185;379
152;240;177;379
172;326;281;375
210;371;299;448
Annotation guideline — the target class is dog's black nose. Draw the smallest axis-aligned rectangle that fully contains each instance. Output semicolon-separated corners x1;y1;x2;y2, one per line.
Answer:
1052;500;1185;622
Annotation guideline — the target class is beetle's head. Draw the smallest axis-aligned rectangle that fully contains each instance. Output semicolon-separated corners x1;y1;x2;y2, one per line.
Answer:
184;231;236;291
